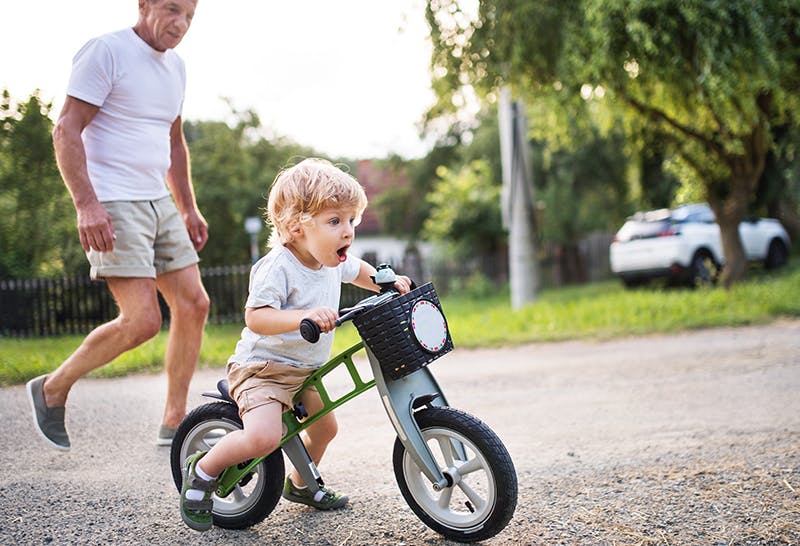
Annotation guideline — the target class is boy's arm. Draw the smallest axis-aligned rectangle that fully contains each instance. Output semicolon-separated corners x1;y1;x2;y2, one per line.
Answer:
351;259;412;294
246;305;340;335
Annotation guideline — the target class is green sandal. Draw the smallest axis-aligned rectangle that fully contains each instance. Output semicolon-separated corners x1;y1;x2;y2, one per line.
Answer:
282;476;349;510
180;452;217;531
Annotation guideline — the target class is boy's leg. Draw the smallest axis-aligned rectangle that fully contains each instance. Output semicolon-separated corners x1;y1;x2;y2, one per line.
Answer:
289;389;338;486
180;402;283;531
196;402;284;478
282;389;348;510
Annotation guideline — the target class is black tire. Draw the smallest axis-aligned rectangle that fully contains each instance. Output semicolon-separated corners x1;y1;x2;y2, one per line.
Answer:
621;276;647;289
689;250;719;288
392;407;517;542
170;401;285;530
764;238;789;269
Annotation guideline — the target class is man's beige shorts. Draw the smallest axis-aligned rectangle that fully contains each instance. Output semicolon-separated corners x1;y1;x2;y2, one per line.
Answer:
227;361;315;418
87;197;199;279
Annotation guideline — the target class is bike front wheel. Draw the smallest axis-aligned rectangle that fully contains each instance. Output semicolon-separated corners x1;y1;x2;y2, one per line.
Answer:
392;406;517;542
170;401;285;529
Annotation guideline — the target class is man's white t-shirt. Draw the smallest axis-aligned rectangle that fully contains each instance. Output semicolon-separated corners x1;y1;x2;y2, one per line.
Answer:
67;27;186;202
229;245;362;369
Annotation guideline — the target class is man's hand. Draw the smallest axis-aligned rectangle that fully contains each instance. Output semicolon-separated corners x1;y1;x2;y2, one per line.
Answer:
183;208;209;251
77;201;115;252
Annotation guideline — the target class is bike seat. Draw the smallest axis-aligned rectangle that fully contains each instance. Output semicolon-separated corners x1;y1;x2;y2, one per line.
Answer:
216;379;234;403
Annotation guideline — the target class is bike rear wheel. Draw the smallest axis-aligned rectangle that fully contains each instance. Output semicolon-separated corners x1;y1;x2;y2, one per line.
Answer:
170;401;285;529
392;406;517;542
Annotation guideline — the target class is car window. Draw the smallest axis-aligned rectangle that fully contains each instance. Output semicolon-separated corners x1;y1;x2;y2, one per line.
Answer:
615;219;671;241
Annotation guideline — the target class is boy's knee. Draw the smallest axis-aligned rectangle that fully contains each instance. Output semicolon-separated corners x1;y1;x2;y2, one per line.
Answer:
244;428;281;457
310;417;338;444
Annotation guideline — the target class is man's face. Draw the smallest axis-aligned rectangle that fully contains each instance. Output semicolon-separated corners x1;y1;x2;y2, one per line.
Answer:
138;0;197;51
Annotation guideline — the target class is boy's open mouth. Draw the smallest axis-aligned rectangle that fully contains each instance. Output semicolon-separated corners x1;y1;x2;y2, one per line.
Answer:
337;246;348;262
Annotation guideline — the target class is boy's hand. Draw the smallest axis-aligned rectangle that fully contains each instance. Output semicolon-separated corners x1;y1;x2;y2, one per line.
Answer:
394;275;413;295
303;306;339;333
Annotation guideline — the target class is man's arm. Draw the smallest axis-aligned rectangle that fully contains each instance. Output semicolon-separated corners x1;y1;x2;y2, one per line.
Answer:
52;96;114;252
167;116;208;251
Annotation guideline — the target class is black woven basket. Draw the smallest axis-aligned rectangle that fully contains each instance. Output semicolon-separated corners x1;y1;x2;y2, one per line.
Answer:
352;282;453;380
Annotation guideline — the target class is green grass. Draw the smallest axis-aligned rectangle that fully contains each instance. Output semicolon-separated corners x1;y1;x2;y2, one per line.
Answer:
2;264;799;386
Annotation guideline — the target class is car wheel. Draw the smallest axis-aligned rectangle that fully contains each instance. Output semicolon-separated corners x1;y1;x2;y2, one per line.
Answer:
764;239;789;269
621;276;647;289
689;251;719;288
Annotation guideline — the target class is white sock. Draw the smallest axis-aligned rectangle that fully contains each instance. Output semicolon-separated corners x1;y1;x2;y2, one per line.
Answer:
186;462;217;502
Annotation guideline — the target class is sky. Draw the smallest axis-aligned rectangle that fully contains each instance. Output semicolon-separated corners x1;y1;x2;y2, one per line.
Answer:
1;1;438;159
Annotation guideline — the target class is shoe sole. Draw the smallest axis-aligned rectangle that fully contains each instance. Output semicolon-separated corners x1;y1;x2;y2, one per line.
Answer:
26;376;70;452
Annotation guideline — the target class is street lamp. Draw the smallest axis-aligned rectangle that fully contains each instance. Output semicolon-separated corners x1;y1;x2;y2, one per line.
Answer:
244;216;262;264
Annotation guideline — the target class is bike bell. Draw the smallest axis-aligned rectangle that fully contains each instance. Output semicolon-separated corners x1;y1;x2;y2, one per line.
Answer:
373;263;397;293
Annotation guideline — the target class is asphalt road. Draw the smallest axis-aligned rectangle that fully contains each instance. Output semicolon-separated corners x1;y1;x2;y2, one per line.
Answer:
1;320;798;545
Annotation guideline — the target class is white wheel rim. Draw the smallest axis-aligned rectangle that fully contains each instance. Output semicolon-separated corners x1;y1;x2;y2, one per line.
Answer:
402;426;496;531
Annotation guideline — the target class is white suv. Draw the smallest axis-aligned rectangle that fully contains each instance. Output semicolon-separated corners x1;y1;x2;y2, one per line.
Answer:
610;203;791;287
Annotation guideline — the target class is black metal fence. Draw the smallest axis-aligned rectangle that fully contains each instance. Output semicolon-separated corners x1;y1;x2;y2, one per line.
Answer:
0;266;372;338
0;234;612;338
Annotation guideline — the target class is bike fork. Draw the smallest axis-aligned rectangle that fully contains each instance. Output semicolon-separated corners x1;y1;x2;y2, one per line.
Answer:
367;346;459;491
282;436;324;494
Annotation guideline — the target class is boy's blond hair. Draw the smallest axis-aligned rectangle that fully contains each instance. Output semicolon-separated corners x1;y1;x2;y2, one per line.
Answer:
267;158;368;247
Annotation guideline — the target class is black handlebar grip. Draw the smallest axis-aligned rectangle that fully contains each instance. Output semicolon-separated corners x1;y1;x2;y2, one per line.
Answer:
299;318;321;343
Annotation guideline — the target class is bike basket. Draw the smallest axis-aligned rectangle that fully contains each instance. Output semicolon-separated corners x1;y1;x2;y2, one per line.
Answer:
352;282;453;380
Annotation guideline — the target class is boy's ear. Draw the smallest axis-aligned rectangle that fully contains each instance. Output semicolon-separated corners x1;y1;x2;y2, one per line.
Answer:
289;221;304;238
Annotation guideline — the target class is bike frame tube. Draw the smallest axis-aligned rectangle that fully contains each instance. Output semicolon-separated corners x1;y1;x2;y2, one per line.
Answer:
216;342;374;497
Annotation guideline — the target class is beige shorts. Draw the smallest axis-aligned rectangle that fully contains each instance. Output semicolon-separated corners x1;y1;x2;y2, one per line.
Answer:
87;197;199;280
227;361;315;418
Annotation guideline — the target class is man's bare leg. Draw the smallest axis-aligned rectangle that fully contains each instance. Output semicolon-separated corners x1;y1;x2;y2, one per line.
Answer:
43;277;162;407
156;264;210;429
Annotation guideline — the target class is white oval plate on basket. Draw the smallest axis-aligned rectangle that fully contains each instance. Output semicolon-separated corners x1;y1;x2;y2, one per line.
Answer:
410;300;448;353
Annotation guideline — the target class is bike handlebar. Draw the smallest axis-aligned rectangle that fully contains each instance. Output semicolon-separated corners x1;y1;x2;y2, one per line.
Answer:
300;265;415;343
300;284;413;343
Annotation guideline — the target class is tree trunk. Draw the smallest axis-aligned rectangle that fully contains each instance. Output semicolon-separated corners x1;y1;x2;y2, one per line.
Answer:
706;121;770;288
708;171;760;288
715;212;748;288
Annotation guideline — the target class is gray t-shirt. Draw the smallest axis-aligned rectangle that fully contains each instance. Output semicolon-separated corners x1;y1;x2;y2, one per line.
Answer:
228;245;361;369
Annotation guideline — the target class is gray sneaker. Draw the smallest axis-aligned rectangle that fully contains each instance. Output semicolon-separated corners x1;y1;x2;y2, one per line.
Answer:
26;375;70;451
156;425;176;446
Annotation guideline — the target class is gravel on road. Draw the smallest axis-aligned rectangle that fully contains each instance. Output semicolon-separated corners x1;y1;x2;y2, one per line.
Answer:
1;320;798;545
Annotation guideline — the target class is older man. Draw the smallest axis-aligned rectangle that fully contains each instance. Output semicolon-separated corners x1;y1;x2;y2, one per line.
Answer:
27;0;209;450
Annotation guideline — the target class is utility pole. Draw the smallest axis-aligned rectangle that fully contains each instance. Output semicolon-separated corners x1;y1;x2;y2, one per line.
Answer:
498;87;540;309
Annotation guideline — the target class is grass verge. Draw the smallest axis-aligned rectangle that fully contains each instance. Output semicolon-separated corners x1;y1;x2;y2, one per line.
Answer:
2;264;798;386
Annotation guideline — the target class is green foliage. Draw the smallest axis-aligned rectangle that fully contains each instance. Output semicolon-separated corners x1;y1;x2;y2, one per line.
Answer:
538;129;629;244
426;0;800;283
3;264;798;386
186;110;318;266
0;90;84;278
423;160;505;257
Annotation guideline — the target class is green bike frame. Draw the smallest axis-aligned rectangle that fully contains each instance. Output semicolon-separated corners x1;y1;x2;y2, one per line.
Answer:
215;340;452;498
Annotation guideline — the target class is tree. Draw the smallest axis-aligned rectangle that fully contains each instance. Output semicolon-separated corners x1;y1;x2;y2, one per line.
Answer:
185;110;317;267
0;90;83;278
426;0;800;286
423;159;505;260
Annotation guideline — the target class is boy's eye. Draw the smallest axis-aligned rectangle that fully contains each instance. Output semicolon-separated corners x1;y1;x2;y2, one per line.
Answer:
329;218;340;226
